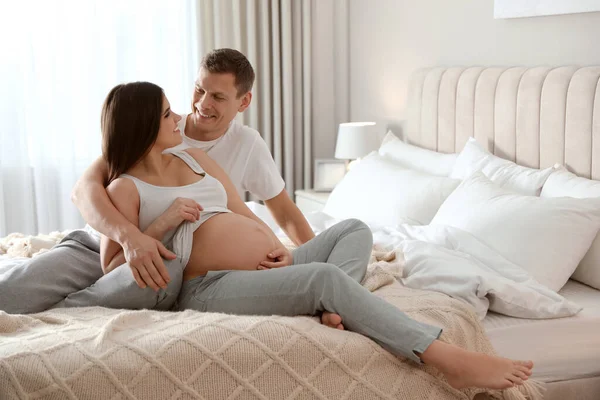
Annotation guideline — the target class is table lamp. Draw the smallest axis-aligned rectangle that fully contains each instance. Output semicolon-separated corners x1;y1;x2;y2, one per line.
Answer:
334;122;379;169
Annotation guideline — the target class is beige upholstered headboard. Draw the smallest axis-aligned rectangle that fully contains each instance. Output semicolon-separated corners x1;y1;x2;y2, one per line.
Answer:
405;66;600;179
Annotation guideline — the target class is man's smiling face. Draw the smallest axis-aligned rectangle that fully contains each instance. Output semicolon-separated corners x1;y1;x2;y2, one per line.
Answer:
190;68;251;136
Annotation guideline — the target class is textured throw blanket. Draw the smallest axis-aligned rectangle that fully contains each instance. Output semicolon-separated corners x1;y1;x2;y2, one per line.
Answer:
0;246;543;400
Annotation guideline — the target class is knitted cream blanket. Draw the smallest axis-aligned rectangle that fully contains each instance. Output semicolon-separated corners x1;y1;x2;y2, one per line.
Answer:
0;248;543;400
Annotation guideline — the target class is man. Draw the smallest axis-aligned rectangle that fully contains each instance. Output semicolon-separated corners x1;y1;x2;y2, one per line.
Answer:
73;48;314;290
1;49;343;328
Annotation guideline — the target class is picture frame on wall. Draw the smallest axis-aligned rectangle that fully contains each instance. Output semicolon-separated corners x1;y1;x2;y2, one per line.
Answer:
494;0;600;19
314;159;347;192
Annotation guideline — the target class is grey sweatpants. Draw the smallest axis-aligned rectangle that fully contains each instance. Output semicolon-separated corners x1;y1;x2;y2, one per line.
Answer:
0;228;187;314
0;230;103;314
175;218;442;363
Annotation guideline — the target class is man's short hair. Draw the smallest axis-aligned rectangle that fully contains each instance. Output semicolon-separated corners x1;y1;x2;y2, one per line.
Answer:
201;48;255;97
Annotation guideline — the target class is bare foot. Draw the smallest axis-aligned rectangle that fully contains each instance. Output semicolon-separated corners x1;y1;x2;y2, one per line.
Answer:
420;341;533;390
321;311;344;330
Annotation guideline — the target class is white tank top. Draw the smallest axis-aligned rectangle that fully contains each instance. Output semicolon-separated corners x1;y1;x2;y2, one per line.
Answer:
121;150;231;245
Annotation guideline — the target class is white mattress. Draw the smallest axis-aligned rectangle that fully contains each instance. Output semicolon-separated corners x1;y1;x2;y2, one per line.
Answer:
483;279;600;383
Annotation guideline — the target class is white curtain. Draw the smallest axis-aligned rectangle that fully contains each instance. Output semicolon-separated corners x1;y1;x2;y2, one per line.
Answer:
0;0;198;236
196;0;313;198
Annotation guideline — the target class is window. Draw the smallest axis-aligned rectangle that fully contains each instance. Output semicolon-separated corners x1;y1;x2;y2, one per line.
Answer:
0;0;199;234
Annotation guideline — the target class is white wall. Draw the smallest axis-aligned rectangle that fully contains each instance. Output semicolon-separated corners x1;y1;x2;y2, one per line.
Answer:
346;0;600;140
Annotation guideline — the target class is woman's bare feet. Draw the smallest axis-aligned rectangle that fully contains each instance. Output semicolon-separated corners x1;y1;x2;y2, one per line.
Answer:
420;340;533;390
321;311;344;330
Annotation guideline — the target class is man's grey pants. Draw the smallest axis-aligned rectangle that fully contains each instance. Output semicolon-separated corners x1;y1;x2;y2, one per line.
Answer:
0;230;104;314
175;218;442;363
0;229;185;313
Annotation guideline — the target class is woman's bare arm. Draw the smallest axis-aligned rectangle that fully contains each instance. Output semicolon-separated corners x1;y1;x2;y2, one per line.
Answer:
73;157;175;289
100;178;141;273
100;178;174;291
72;157;139;243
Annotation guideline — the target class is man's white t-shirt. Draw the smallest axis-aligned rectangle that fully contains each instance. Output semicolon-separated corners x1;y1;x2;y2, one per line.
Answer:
83;117;285;242
166;116;285;201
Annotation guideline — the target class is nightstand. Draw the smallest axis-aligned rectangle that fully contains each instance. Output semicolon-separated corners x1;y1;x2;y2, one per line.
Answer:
294;189;330;214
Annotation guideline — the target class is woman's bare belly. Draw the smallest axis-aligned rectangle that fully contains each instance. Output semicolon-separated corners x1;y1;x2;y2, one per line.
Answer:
183;213;279;280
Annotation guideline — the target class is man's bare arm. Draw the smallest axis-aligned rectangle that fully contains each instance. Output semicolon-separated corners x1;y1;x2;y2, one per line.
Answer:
265;190;315;246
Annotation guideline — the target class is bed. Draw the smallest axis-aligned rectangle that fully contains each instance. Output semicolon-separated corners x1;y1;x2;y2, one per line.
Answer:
2;65;600;400
403;66;600;400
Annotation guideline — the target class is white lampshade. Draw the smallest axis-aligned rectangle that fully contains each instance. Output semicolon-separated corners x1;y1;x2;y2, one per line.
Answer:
334;122;379;160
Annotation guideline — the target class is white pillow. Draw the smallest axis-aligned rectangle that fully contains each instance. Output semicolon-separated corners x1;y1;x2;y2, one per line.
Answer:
323;152;460;227
378;131;457;177
399;229;581;320
431;172;600;292
541;166;600;290
450;137;554;195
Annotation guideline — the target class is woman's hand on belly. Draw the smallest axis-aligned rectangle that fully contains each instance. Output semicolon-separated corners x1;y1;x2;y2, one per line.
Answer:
257;246;293;270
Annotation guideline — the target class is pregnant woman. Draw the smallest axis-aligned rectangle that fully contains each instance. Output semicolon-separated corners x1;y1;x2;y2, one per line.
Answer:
55;82;534;391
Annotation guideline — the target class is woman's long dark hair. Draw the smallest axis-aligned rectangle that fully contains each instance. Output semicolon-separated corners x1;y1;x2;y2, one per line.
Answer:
101;82;164;184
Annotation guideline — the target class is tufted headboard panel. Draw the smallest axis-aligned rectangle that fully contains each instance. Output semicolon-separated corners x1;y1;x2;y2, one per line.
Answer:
405;66;600;179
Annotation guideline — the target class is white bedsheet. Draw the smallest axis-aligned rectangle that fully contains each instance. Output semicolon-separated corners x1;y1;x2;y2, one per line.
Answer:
484;280;600;383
